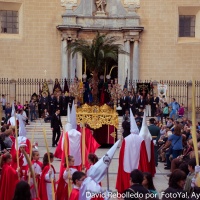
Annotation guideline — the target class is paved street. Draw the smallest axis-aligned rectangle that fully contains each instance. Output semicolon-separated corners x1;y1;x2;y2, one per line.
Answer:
26;117;169;199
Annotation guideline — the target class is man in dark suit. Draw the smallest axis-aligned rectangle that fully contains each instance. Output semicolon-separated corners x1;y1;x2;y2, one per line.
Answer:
150;93;159;117
40;92;49;113
55;94;62;111
122;116;130;138
61;92;67;116
137;95;146;110
66;92;74;111
148;118;160;167
51;109;63;147
128;93;136;115
48;94;56;116
120;93;129;115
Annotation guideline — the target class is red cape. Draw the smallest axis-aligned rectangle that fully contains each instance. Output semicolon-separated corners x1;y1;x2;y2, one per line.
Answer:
56;167;67;200
54;131;63;159
77;126;100;169
148;141;156;177
39;165;56;200
116;140;149;193
69;188;79;200
0;163;19;200
32;160;43;169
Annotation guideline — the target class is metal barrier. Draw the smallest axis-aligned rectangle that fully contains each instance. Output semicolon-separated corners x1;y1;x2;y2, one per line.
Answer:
0;78;10;101
161;80;188;110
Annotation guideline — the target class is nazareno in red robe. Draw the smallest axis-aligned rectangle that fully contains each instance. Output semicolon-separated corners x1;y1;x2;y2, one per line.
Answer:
31;160;43;191
116;138;149;194
69;188;79;200
0;163;19;200
55;126;100;177
39;165;56;200
56;166;77;200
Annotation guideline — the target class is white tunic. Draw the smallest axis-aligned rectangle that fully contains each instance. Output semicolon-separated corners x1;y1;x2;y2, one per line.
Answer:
45;166;55;200
30;161;42;199
63;168;77;185
17;113;27;137
7;116;16;126
61;129;82;166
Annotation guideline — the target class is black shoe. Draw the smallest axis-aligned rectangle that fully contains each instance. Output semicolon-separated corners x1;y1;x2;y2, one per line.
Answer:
164;167;170;170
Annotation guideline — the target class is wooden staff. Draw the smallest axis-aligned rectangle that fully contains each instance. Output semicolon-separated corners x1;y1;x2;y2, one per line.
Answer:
192;79;199;165
43;128;55;200
14;112;19;170
192;79;200;186
81;124;86;170
64;131;72;197
28;127;35;184
21;148;39;198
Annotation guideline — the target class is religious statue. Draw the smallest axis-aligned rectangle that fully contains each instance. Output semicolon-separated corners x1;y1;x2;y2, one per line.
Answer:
53;78;62;95
42;79;50;96
96;0;106;12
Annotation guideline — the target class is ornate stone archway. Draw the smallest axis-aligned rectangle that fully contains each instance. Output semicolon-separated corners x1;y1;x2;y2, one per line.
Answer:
57;0;143;86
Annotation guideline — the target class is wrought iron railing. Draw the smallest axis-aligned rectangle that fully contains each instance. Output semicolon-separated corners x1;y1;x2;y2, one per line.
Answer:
1;78;200;113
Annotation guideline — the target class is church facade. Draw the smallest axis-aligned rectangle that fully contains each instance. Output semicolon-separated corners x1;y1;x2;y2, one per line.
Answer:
0;0;200;84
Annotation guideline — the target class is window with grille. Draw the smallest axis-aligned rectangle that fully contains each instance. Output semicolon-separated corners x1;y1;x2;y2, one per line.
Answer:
0;10;18;34
179;15;195;37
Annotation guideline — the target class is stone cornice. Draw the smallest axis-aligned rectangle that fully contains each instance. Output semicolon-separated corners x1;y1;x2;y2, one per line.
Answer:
57;25;144;32
61;15;140;19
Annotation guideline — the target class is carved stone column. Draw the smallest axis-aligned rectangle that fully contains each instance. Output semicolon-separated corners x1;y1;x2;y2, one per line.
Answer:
68;39;77;80
76;53;82;80
133;40;139;80
71;53;77;79
61;38;68;79
124;40;130;81
118;50;125;87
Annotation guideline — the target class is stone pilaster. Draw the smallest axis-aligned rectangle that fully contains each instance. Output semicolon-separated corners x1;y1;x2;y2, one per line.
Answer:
61;38;68;79
76;53;82;80
124;40;130;81
118;51;125;87
133;40;139;80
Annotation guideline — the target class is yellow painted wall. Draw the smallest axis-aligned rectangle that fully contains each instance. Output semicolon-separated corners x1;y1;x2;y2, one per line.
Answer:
138;0;200;80
1;0;200;81
0;0;64;79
